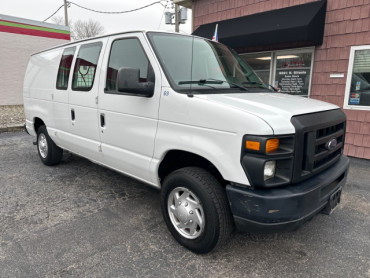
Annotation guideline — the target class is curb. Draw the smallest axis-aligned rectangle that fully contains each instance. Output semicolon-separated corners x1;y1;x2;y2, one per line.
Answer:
0;125;25;133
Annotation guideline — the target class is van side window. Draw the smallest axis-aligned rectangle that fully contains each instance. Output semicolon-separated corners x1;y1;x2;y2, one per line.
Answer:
56;47;76;90
72;42;102;91
106;38;153;92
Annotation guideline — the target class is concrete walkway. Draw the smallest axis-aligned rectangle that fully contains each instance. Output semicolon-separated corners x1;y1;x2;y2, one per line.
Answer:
0;105;25;133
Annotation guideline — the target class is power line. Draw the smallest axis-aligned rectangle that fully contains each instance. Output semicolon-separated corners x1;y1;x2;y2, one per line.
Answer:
43;4;65;22
68;1;166;14
43;1;167;22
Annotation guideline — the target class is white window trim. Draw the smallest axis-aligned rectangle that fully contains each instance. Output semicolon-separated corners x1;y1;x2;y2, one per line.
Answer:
343;45;370;111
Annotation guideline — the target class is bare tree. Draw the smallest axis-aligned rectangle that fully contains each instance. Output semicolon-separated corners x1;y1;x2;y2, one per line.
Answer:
50;16;104;40
71;19;105;40
51;15;65;26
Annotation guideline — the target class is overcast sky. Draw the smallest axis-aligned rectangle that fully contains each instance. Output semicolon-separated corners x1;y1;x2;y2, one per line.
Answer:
2;0;192;34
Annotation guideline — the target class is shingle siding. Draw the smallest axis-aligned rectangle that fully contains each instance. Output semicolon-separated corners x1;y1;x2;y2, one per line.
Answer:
310;0;370;158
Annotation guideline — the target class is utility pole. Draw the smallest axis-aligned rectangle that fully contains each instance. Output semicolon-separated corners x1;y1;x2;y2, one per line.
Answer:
174;4;179;32
164;3;187;31
63;0;69;26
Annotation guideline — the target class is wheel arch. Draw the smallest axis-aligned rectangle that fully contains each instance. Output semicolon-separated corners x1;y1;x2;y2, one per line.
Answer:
158;149;226;186
33;117;45;134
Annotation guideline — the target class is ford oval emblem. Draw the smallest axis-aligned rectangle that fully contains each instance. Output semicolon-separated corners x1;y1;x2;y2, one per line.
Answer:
326;138;338;150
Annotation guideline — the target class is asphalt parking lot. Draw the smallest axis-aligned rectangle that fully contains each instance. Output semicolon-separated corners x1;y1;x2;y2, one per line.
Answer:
1;131;369;278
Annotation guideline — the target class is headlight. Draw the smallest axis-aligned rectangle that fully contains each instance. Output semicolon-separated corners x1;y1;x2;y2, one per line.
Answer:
241;135;295;188
264;161;276;180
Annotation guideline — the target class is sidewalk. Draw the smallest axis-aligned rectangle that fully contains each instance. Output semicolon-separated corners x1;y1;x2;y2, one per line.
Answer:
0;105;25;132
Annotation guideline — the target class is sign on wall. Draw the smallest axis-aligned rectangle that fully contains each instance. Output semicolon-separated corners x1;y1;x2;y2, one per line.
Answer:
276;69;309;95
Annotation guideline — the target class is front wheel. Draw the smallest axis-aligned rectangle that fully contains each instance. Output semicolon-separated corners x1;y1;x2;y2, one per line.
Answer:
37;125;63;166
161;167;233;254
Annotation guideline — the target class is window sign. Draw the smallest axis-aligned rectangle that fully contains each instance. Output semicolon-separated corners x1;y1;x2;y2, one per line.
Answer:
275;52;312;96
344;46;370;109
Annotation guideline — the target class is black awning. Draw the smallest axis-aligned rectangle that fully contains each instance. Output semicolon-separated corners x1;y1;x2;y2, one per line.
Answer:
192;0;327;49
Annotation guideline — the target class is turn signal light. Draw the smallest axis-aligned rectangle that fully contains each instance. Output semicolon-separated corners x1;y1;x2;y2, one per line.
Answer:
266;139;279;153
246;140;261;151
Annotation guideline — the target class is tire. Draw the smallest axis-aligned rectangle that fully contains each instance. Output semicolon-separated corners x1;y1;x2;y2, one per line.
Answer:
161;167;234;254
36;125;63;166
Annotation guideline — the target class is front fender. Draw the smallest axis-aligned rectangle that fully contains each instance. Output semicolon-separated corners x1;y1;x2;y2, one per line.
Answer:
150;120;250;186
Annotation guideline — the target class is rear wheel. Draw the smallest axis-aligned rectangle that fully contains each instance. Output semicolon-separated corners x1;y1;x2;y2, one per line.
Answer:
161;167;233;254
37;125;63;166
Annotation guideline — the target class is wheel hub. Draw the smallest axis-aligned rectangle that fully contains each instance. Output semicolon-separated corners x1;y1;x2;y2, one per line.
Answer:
167;187;205;239
38;133;48;159
176;206;188;223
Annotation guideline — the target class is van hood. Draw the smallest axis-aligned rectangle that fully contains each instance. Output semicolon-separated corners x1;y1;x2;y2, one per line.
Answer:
194;92;339;134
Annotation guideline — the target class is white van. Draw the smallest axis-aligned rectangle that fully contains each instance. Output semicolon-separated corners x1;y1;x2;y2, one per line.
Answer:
23;31;349;253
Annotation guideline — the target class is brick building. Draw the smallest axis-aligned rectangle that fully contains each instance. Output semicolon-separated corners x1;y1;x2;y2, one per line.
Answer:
175;0;370;159
0;14;70;106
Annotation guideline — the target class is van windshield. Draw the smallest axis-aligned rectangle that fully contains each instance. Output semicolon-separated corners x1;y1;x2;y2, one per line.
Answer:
147;32;269;93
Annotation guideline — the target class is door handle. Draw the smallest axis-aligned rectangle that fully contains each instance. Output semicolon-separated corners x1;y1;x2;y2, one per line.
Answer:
100;113;105;127
71;109;75;121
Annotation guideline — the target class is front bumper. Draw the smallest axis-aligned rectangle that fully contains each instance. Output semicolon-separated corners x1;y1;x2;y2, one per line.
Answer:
226;155;350;233
25;119;36;136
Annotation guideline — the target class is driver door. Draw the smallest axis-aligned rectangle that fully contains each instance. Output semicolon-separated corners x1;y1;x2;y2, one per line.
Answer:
97;33;161;183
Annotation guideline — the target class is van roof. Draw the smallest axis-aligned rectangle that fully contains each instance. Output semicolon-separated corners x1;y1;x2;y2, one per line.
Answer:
31;30;197;56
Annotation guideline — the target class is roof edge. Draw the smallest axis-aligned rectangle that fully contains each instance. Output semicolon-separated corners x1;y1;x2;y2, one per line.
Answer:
31;30;196;56
0;14;69;32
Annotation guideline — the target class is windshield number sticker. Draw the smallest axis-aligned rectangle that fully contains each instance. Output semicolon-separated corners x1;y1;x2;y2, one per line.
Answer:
163;91;170;96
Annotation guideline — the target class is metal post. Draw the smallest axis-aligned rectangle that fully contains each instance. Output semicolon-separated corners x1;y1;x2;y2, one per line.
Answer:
174;4;179;33
64;0;69;26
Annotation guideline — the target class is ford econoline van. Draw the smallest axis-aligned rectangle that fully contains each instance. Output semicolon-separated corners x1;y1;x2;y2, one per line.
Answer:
23;31;349;253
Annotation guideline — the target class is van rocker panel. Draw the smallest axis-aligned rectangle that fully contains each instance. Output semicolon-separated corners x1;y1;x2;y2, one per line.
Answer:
226;155;349;233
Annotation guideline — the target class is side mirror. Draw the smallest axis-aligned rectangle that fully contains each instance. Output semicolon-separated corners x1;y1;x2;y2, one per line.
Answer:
116;67;154;97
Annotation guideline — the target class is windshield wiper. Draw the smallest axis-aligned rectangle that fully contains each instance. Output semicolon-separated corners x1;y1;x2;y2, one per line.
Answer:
178;79;223;85
266;84;279;92
178;79;219;93
242;81;265;86
179;79;247;91
242;81;277;90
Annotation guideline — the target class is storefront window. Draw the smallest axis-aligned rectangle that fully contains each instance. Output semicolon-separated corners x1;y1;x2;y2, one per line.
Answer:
240;52;271;85
241;48;314;97
345;46;370;109
275;52;312;96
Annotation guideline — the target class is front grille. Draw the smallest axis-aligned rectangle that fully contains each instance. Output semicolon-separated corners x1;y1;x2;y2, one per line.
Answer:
291;109;346;184
304;122;345;171
314;122;345;169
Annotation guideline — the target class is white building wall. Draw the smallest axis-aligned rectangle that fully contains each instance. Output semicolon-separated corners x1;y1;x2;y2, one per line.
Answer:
0;32;68;105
